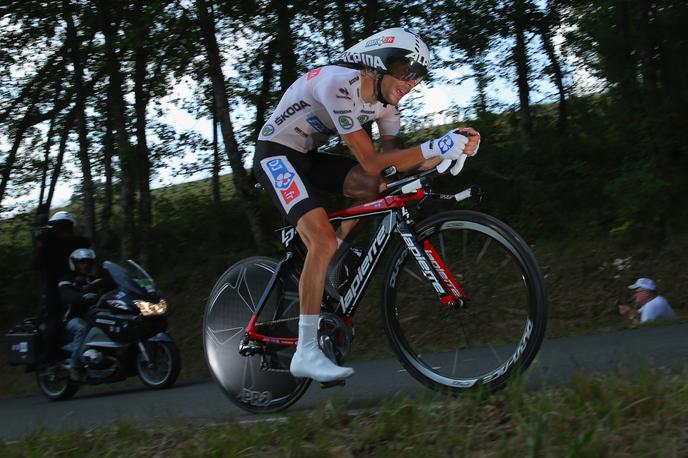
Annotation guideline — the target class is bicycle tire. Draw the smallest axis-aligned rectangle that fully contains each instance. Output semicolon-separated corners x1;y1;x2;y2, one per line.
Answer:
381;210;547;394
203;256;311;413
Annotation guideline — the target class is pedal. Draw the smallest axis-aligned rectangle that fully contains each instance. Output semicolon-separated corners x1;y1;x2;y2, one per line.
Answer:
320;379;346;389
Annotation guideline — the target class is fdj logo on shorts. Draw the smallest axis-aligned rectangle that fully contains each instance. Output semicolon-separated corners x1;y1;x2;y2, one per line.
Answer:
439;134;454;155
262;157;308;211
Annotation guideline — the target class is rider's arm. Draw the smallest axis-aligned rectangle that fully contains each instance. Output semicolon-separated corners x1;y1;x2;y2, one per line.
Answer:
380;135;443;172
341;129;426;176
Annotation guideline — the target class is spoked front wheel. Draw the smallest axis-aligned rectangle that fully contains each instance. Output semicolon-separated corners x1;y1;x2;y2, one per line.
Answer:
203;256;310;413
382;210;547;394
137;341;181;389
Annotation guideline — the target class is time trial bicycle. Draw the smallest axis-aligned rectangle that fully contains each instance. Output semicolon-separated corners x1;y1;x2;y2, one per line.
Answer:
203;163;548;413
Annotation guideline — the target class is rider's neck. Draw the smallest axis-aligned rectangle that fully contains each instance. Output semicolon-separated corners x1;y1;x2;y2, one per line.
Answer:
359;71;377;104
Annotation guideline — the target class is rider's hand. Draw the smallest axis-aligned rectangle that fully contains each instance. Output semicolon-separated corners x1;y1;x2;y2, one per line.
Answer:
437;156;468;176
459;127;481;157
420;129;469;161
435;128;481;175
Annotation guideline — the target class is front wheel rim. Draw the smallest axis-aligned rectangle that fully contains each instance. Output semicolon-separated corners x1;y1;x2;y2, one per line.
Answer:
138;343;173;386
384;213;546;390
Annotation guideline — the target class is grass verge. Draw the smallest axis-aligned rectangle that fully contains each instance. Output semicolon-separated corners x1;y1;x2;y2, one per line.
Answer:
2;368;688;456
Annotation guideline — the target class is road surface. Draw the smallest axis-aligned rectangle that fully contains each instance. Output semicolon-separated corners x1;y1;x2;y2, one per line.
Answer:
1;323;686;441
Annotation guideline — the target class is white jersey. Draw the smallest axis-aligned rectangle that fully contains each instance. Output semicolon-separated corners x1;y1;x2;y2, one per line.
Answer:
257;66;400;153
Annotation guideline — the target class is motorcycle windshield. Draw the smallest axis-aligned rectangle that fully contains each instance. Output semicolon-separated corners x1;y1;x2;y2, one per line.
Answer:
103;260;157;297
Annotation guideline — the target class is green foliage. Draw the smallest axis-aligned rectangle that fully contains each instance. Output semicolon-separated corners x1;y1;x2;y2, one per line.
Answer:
3;369;688;455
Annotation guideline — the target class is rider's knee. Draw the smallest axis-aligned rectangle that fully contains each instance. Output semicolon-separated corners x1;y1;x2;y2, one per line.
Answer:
343;169;382;201
310;231;338;258
297;212;338;256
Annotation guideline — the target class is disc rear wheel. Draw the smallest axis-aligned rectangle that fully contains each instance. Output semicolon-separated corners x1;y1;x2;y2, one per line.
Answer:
203;256;310;413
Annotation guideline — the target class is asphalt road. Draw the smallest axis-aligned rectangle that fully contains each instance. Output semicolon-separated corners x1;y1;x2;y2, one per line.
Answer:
1;323;686;441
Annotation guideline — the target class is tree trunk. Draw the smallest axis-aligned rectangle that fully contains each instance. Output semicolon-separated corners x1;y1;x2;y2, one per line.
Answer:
0;122;30;210
362;0;379;37
134;0;152;266
35;71;65;215
63;0;96;240
100;85;115;251
537;12;567;133
211;104;221;204
99;1;136;260
274;0;298;91
513;0;532;153
472;60;491;116
253;39;276;142
38;114;58;209
47;109;77;210
196;0;268;250
335;0;354;49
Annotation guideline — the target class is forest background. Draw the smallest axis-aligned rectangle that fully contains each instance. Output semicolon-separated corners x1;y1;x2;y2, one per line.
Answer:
1;0;687;392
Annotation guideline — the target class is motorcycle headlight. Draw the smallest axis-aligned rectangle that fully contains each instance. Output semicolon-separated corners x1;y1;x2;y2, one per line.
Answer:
134;299;168;316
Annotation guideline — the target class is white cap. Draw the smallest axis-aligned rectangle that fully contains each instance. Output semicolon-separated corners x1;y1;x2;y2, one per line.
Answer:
628;278;656;291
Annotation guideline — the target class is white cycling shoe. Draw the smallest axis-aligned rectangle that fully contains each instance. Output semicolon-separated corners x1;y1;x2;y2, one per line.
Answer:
290;340;354;382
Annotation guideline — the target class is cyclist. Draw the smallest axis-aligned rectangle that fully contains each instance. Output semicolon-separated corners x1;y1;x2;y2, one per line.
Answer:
253;27;480;382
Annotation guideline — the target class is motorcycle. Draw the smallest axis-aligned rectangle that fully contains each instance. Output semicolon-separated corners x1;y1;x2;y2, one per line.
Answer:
5;260;181;401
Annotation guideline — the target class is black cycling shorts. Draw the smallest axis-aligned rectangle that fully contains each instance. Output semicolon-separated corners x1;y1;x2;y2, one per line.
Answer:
253;140;358;226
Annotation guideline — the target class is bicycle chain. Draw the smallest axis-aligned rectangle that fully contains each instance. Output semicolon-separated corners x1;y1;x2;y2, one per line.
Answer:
263;367;291;373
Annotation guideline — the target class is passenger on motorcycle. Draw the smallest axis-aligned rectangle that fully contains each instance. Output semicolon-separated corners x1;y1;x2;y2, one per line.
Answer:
253;27;481;382
33;211;92;360
59;248;104;380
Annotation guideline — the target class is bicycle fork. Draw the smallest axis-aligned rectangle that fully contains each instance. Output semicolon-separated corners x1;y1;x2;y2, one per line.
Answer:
396;217;468;309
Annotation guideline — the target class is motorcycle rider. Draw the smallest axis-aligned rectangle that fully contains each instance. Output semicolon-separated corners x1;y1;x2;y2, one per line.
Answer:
33;211;92;360
253;27;480;382
59;248;105;380
58;248;114;381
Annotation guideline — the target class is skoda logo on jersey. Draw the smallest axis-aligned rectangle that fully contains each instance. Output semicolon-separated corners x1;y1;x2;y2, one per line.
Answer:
340;52;386;70
339;116;354;130
439;134;454;155
357;115;369;124
261;124;275;136
275;100;311;125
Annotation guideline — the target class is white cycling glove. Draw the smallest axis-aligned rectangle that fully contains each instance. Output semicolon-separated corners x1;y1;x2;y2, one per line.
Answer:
437;155;468;176
420;130;469;161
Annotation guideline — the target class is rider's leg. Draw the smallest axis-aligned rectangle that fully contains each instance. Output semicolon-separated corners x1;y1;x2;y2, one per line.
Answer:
65;317;88;380
336;165;385;241
296;208;338;314
290;207;354;382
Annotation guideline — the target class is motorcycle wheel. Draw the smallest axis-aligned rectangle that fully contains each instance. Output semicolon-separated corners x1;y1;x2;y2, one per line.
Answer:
36;363;79;401
137;341;181;389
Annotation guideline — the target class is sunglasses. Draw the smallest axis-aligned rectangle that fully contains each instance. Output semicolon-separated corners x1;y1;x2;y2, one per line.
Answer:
386;57;428;82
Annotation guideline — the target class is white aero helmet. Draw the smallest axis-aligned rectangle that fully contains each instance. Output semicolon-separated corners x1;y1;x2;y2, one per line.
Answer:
49;211;76;226
69;248;96;271
336;27;430;82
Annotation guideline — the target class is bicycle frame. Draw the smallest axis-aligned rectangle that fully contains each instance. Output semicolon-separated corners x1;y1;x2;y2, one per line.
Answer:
243;186;468;348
